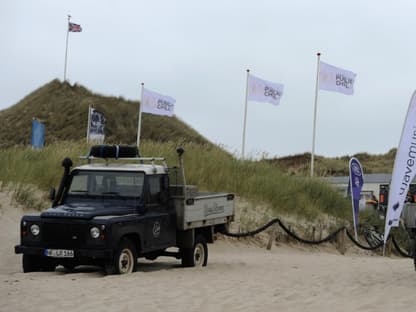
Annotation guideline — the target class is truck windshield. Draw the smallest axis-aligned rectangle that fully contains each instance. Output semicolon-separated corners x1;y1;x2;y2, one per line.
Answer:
68;170;144;198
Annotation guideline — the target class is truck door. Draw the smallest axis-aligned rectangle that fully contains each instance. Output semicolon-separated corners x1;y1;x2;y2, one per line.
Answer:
144;175;176;250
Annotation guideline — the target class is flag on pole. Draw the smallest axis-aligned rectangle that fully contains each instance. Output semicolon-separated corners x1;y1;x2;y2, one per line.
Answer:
31;119;45;149
247;74;284;106
319;61;356;95
349;157;364;240
384;91;416;244
142;88;175;117
88;107;105;143
68;22;82;32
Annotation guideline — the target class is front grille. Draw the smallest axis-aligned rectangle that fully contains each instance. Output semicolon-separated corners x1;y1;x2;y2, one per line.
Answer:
41;221;87;248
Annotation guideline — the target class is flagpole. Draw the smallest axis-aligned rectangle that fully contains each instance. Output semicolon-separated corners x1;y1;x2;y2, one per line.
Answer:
137;83;144;147
311;52;321;177
86;105;91;144
63;15;71;81
241;69;250;159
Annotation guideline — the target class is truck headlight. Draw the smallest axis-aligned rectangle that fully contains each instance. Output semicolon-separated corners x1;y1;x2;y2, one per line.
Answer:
90;227;100;239
30;224;40;236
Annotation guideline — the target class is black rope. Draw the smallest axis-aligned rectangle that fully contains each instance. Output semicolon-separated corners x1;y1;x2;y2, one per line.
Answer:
221;218;281;238
276;219;344;245
221;217;343;244
345;230;383;250
221;216;413;257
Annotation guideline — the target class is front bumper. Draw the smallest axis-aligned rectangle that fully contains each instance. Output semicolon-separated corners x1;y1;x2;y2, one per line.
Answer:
15;245;113;260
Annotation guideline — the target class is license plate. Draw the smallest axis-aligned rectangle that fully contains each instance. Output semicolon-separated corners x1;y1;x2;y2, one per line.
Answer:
44;249;74;258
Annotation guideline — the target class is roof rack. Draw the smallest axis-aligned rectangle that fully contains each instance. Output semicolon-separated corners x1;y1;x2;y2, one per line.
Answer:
80;145;167;169
87;145;140;159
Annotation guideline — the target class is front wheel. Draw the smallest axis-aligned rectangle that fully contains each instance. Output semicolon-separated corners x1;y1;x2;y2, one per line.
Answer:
23;255;55;273
105;239;138;275
181;235;208;267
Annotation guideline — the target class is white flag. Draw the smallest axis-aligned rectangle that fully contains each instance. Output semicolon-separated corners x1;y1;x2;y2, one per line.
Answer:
247;74;284;106
319;61;357;95
88;107;105;143
384;91;416;243
142;88;175;117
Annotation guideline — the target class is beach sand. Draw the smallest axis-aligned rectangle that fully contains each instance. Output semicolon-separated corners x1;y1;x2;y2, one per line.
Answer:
1;190;416;312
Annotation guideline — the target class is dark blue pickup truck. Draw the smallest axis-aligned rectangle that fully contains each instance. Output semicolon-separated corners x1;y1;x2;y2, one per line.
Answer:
15;146;234;274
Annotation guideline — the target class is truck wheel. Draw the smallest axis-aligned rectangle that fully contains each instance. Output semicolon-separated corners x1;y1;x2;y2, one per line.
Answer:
23;255;55;272
23;255;40;272
181;235;208;267
107;239;138;275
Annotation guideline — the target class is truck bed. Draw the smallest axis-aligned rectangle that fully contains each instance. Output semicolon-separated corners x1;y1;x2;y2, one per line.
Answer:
170;185;234;230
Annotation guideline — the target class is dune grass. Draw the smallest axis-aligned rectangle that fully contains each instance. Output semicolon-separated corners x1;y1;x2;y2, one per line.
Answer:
0;141;351;222
265;149;396;176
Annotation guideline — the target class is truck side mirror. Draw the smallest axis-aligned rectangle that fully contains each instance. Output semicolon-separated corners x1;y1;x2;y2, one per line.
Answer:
176;147;185;157
49;187;56;201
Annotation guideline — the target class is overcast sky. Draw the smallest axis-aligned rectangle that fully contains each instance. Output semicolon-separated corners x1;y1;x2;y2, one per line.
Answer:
2;0;416;158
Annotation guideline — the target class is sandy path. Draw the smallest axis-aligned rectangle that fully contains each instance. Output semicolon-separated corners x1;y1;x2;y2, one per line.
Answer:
1;191;416;312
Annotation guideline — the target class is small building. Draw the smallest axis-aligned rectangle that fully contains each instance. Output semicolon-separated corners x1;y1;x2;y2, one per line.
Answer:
322;173;393;210
322;173;392;199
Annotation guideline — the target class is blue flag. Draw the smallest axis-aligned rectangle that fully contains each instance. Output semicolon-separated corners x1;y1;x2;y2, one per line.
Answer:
31;119;45;149
349;157;364;239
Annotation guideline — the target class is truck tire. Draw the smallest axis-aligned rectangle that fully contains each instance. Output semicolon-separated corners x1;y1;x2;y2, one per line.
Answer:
23;255;55;272
181;235;208;267
106;239;138;275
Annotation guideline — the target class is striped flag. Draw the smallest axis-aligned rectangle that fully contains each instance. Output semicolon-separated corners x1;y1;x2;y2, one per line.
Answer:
68;22;82;32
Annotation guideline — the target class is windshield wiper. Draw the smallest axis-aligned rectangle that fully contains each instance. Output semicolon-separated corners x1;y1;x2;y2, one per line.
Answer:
99;192;139;201
69;190;88;193
100;191;121;196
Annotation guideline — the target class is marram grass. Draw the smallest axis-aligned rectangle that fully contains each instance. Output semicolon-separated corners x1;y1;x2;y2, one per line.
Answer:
0;141;351;221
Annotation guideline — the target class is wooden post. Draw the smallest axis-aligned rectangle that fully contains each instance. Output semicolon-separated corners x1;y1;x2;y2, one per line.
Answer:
286;225;292;243
336;228;346;255
386;238;392;257
267;225;277;250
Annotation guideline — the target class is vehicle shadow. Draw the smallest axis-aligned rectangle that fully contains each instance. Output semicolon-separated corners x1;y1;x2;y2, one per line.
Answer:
138;260;182;272
54;260;182;276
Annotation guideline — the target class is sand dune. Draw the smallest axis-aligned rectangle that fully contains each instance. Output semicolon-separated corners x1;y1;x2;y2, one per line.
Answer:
1;191;415;312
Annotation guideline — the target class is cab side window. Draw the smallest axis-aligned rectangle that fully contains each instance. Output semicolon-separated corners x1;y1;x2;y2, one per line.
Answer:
148;175;161;204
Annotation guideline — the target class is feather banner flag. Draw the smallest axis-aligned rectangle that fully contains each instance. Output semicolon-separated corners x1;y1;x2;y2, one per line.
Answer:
384;90;416;244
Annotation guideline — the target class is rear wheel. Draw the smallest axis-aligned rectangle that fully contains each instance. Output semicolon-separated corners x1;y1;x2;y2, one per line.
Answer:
181;235;208;267
414;256;416;271
105;239;138;275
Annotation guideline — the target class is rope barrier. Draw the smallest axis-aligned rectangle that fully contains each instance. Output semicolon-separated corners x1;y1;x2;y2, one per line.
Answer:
345;229;383;250
276;219;344;245
221;218;281;238
220;216;412;257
